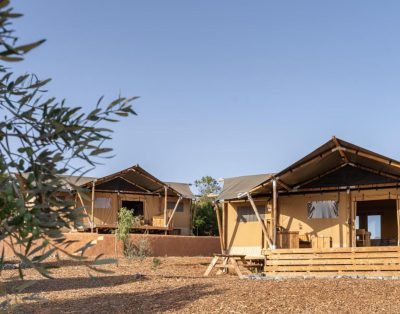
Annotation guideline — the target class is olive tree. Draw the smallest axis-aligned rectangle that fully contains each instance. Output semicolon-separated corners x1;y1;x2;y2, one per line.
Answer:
0;0;137;278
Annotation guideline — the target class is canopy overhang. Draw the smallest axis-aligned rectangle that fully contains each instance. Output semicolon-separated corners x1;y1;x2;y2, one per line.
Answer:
81;165;193;199
218;137;400;200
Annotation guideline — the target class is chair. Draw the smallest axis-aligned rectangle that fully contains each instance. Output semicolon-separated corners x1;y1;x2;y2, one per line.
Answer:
356;229;371;247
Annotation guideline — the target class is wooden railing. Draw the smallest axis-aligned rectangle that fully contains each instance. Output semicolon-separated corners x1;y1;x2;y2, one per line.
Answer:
264;246;400;276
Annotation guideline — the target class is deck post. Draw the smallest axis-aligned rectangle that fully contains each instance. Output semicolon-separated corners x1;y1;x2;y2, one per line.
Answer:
347;189;352;247
272;179;278;247
397;198;400;246
91;180;96;233
246;192;273;248
214;202;225;253
164;186;168;227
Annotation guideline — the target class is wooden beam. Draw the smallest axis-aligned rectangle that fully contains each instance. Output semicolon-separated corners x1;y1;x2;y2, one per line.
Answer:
214;203;225;253
287;183;400;194
338;147;400;169
397;198;400;246
293;163;348;190
118;176;152;193
246;193;273;248
332;136;349;163
286;148;337;174
91;180;96;233
164;186;168;227
346;189;353;247
166;196;183;228
272;179;277;247
350;163;400;181
277;179;291;191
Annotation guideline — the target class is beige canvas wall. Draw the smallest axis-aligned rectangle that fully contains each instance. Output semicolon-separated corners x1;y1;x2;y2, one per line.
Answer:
224;187;400;252
77;191;192;234
224;200;269;256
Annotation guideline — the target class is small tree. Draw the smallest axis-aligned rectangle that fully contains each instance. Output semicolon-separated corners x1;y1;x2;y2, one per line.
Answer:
116;208;150;259
192;176;221;236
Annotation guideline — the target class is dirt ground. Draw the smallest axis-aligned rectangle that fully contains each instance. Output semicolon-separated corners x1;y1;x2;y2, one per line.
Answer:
2;257;400;313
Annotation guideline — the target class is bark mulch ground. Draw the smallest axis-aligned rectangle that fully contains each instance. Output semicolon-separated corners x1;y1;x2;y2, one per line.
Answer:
2;257;400;313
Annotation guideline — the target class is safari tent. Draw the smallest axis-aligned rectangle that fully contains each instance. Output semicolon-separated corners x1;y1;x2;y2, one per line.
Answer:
215;137;400;275
70;165;194;235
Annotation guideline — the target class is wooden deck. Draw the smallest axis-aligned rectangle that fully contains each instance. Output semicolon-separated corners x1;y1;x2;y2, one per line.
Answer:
264;246;400;276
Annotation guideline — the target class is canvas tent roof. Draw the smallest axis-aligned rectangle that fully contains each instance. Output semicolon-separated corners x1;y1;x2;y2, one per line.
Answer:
217;173;273;201
60;175;97;190
81;164;193;199
267;137;400;191
165;182;195;199
219;137;400;200
18;173;96;191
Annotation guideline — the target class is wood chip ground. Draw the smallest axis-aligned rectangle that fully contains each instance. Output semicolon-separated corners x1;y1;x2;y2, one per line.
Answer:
2;257;400;313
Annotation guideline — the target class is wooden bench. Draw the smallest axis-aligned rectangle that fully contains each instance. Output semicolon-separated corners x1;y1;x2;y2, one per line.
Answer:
204;254;264;278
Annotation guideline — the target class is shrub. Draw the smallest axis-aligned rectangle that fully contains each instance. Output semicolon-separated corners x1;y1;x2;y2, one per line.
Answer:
124;237;152;260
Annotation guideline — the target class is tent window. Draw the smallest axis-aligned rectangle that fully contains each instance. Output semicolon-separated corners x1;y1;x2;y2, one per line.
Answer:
94;197;111;209
167;201;184;212
307;200;339;219
237;205;265;222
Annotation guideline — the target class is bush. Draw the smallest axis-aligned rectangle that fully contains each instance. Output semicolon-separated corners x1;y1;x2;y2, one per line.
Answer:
124;237;152;260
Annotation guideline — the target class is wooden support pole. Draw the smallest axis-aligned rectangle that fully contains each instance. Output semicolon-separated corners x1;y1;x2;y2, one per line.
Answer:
397;198;400;246
352;199;357;247
272;179;277;247
214;202;225;253
91;180;96;233
77;190;92;227
166;197;183;227
347;189;353;247
246;193;273;248
164;186;168;227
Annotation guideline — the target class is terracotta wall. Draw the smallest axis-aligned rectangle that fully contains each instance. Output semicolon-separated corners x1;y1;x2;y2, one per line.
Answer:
1;233;221;260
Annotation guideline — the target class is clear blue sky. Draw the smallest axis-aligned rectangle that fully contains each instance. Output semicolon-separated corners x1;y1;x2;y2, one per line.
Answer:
11;1;400;184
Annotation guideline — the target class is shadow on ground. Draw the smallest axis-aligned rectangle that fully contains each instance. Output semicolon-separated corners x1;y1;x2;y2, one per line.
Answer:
6;274;145;294
14;284;221;313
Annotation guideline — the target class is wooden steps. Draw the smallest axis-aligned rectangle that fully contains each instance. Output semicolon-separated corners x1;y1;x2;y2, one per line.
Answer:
264;246;400;276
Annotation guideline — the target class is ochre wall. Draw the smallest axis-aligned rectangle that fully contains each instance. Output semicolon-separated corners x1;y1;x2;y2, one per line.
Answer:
1;233;220;259
225;200;270;256
224;187;400;252
279;191;348;248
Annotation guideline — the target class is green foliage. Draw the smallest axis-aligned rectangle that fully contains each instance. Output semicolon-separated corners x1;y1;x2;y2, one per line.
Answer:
124;237;151;260
192;176;221;236
151;257;161;270
0;1;137;278
115;207;136;243
194;176;221;203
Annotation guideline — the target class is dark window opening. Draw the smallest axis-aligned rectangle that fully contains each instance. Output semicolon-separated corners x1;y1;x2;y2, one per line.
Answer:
167;201;184;212
121;200;144;217
237;205;265;222
356;199;397;246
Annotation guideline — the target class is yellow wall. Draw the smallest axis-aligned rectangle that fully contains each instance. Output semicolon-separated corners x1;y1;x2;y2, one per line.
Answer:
279;192;348;248
224;200;270;256
224;187;400;251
